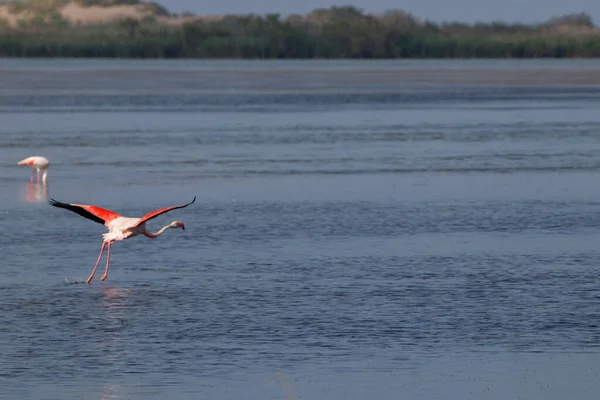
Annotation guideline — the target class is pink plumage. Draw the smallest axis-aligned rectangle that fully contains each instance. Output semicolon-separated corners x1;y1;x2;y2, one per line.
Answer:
49;196;196;283
17;156;49;183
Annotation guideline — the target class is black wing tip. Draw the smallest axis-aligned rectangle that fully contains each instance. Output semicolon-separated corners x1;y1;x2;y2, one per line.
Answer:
191;196;196;204
48;198;106;225
48;198;71;208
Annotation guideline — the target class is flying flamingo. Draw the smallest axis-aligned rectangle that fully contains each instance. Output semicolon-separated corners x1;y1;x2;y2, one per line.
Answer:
17;156;49;183
49;196;196;283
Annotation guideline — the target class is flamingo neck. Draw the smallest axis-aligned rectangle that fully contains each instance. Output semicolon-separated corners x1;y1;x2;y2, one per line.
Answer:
144;224;174;239
42;170;48;183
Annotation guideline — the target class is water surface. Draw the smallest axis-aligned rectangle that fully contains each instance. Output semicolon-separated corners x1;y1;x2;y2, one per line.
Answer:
1;59;600;400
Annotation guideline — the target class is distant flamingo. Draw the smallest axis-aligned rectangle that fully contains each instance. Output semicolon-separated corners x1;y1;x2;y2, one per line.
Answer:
17;156;49;183
49;196;196;283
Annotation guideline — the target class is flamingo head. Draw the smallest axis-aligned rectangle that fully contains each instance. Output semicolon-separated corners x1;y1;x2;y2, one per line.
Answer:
171;221;185;231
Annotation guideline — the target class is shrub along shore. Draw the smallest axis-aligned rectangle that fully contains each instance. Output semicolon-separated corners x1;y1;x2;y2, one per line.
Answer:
0;4;599;58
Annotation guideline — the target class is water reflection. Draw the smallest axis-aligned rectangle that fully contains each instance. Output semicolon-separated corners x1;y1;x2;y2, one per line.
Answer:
20;182;49;203
99;384;122;400
101;285;132;306
275;369;297;400
100;285;133;363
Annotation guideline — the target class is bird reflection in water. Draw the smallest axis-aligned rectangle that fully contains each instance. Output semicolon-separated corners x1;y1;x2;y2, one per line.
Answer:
20;182;49;203
99;384;122;400
100;285;133;329
99;285;135;377
101;285;132;304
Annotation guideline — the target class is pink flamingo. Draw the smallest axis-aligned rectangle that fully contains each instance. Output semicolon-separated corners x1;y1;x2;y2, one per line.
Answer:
17;156;49;183
49;196;196;283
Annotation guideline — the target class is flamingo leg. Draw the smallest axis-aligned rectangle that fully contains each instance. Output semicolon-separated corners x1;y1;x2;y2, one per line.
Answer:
36;170;40;183
86;242;107;284
30;170;35;183
100;241;112;282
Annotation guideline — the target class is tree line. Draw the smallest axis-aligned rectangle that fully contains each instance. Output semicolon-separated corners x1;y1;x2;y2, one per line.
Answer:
1;6;599;58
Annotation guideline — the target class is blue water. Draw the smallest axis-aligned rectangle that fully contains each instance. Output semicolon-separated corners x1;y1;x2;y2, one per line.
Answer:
1;59;600;400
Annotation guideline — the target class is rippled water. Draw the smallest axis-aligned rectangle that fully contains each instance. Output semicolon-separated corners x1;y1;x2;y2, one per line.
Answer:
2;59;600;400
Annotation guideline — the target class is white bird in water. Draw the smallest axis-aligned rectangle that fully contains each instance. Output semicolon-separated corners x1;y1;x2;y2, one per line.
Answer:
49;196;196;283
17;156;49;183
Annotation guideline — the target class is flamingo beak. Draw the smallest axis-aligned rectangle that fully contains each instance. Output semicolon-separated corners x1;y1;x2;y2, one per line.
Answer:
179;222;185;231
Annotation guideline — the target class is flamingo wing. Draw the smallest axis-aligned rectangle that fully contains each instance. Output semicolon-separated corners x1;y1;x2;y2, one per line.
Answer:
48;198;122;226
131;196;196;228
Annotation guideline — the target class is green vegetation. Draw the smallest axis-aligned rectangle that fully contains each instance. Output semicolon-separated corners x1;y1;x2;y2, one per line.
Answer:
0;2;599;58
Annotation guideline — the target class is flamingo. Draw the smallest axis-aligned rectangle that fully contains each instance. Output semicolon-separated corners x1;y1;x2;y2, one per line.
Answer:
48;196;196;283
17;156;49;183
